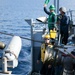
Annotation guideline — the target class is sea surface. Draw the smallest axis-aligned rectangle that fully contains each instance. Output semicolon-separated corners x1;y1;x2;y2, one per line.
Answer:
0;0;75;75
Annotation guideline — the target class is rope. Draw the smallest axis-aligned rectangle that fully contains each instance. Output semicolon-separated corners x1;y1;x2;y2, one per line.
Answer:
0;31;43;43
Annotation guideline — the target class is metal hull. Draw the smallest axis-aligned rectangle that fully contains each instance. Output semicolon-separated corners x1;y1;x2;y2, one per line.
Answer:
26;18;75;75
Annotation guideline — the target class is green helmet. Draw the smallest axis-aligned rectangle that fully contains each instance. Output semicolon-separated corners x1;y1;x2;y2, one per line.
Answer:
49;5;55;10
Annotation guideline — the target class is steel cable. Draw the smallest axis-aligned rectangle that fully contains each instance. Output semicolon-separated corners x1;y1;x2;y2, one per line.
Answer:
0;31;43;43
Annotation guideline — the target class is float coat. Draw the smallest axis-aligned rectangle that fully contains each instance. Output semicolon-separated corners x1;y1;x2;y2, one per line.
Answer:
40;43;55;75
41;44;45;62
41;43;54;63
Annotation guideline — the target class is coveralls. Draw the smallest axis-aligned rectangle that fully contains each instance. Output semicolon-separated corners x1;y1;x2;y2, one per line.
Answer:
38;44;55;75
44;7;56;32
58;14;70;45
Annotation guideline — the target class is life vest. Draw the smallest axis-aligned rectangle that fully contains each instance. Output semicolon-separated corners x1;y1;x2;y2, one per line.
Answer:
41;44;45;63
50;29;57;39
44;45;53;62
48;12;57;30
41;43;53;63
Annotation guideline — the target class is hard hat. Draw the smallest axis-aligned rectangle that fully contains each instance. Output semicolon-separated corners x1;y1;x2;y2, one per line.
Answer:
44;34;50;39
49;5;55;10
59;7;67;13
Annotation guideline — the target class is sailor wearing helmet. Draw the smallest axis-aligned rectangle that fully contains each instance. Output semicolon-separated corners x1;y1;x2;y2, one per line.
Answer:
57;7;70;45
37;34;56;75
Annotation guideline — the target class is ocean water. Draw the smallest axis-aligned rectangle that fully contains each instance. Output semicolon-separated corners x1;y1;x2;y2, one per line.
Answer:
0;0;75;75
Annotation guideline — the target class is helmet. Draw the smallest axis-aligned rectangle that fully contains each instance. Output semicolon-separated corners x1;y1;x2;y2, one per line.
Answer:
49;5;55;10
44;34;50;39
59;7;67;13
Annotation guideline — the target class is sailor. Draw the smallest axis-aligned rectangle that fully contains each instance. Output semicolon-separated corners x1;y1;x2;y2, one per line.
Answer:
54;46;75;75
54;51;63;75
62;52;75;75
57;7;70;45
37;34;56;75
71;51;75;75
44;4;57;32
